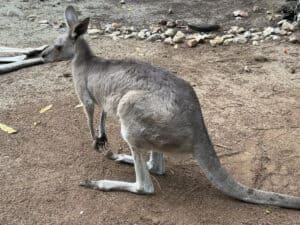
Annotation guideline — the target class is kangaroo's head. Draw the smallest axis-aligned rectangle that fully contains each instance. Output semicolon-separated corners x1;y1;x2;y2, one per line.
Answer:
41;6;90;62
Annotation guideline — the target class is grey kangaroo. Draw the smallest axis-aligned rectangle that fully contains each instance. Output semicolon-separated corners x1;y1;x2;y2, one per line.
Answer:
41;6;300;209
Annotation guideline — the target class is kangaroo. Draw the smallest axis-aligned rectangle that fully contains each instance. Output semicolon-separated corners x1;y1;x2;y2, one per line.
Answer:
41;6;300;209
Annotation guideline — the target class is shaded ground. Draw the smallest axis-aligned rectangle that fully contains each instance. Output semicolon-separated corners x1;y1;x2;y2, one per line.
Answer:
0;1;300;225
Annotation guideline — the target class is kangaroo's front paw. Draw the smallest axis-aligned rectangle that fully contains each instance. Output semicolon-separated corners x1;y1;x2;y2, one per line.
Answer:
93;133;108;152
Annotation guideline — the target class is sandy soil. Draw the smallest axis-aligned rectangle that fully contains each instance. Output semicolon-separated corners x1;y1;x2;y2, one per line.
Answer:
0;1;299;225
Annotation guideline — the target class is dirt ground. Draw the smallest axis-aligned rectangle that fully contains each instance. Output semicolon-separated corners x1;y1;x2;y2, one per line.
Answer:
0;1;300;225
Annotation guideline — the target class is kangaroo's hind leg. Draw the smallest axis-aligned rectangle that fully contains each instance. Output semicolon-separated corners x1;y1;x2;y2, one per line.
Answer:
80;146;154;194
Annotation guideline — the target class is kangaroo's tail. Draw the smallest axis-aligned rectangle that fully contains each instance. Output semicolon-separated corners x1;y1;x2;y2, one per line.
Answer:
193;122;300;209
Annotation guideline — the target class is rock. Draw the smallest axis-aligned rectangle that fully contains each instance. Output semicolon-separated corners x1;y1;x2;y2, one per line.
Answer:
164;37;174;45
281;21;295;31
249;28;258;32
251;35;261;41
223;38;234;45
222;34;234;40
186;39;198;47
209;36;224;46
244;66;251;72
39;20;49;24
120;0;126;4
105;24;114;33
233;10;249;17
137;29;148;40
166;20;176;28
111;23;121;30
147;33;161;42
271;35;281;41
145;31;152;37
173;31;185;43
234;36;247;44
252;41;259;46
124;32;137;39
151;26;161;33
88;29;103;35
289;34;300;43
263;27;275;37
165;28;177;37
243;31;252;38
175;20;187;26
228;26;245;34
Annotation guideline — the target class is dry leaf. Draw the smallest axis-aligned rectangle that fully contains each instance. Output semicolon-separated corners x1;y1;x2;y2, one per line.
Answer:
39;104;53;113
0;123;17;134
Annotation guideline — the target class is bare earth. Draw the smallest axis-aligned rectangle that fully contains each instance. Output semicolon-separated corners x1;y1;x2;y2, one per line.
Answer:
0;1;299;225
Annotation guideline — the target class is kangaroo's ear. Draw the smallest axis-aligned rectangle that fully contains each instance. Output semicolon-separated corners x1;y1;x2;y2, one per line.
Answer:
65;6;79;28
72;17;90;39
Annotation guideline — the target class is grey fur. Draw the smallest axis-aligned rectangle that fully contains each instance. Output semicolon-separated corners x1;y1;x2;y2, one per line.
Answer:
41;6;300;209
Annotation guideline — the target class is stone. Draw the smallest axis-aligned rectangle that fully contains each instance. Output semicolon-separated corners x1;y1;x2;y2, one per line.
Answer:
105;24;114;33
175;20;187;26
120;0;126;4
244;66;251;72
252;41;259;46
173;31;185;43
151;26;161;33
251;35;261;41
209;36;224;46
233;10;249;17
124;32;137;39
39;20;49;24
223;38;234;45
87;29;103;35
222;34;234;40
147;33;161;42
234;36;247;44
228;26;245;34
111;23;122;30
281;21;295;31
164;37;174;45
271;35;281;41
186;39;198;47
166;20;176;28
263;27;275;37
289;34;300;43
243;31;252;38
137;29;148;40
164;28;177;37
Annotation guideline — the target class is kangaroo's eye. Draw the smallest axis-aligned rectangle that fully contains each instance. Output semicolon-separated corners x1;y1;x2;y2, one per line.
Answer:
55;45;63;51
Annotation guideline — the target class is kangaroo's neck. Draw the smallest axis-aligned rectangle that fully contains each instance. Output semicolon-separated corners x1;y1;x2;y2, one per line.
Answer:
73;37;93;65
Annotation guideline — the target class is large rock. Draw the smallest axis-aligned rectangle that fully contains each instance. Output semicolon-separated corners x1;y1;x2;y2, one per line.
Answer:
186;39;198;47
209;36;224;46
164;37;174;45
173;31;185;43
147;33;161;42
281;21;295;31
263;27;275;37
164;28;177;37
137;29;148;40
